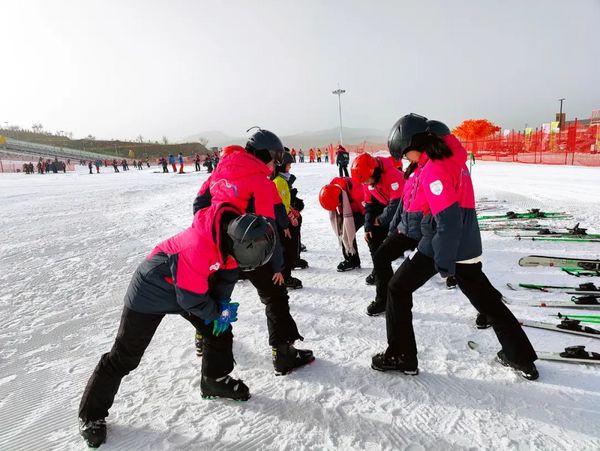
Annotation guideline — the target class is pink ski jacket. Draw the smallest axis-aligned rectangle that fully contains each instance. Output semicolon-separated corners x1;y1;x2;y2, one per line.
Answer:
362;156;404;232
125;203;240;320
417;134;482;276
192;151;284;272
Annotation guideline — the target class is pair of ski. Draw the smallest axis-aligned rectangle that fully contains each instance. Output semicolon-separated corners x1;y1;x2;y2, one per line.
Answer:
468;341;600;365
506;283;600;309
478;209;571;222
518;255;600;277
495;223;600;242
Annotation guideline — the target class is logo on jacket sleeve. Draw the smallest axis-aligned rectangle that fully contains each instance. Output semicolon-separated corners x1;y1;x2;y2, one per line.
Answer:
391;182;399;191
209;262;220;272
429;180;443;196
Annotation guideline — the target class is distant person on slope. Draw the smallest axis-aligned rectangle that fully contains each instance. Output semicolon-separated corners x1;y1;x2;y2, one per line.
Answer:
178;152;185;173
371;113;538;380
335;145;350;177
78;205;276;448
319;176;365;272
168;154;177;172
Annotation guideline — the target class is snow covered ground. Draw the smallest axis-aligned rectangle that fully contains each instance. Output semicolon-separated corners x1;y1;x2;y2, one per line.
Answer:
1;160;599;451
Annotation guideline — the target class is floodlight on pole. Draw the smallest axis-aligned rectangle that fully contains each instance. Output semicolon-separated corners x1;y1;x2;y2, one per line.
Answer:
332;84;346;145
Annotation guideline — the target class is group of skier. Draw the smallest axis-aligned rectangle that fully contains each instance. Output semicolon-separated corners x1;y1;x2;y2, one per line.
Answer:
319;113;538;380
78;115;540;448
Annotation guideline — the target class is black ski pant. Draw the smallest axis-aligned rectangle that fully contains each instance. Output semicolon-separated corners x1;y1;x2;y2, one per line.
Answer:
338;165;349;177
386;251;537;365
341;214;364;265
373;232;419;305
366;225;388;276
79;307;233;422
280;223;300;280
247;264;302;346
195;161;201;171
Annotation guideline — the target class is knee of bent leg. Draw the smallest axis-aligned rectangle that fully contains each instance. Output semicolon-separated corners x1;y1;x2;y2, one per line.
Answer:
101;349;143;376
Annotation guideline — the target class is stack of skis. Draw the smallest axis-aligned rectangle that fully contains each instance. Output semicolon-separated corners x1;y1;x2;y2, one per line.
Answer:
476;200;600;366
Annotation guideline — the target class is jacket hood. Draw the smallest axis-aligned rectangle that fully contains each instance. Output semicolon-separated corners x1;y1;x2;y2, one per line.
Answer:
442;134;468;165
214;150;272;178
193;203;242;263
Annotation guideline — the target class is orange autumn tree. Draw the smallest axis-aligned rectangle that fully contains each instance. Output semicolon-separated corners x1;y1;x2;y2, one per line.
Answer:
452;119;501;141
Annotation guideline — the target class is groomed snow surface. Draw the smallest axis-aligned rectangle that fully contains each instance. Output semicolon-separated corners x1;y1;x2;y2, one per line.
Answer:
1;161;599;451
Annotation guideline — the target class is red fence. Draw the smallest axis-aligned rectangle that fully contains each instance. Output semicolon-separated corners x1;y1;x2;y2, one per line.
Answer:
462;121;600;166
324;121;600;167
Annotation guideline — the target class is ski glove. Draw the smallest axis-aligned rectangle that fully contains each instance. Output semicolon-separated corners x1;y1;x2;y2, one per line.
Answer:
206;300;239;336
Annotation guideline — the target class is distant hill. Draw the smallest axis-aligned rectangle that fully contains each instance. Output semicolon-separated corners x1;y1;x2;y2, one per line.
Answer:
183;127;388;149
0;128;210;158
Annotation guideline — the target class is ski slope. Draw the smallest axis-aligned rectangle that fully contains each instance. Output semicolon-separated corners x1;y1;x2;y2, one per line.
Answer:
1;161;599;450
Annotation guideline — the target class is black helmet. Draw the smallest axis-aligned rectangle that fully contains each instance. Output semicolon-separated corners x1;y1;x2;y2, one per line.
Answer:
426;120;450;137
387;113;450;159
279;150;294;166
226;213;276;270
245;127;284;164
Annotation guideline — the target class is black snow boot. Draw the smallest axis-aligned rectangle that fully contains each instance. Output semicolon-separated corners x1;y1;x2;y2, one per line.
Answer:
496;350;539;381
285;276;303;290
337;259;360;272
79;418;107;448
371;352;419;375
293;258;309;269
365;272;376;285
272;343;315;375
201;375;251;400
300;243;307;252
446;276;458;289
195;332;203;357
366;301;386;316
475;312;492;329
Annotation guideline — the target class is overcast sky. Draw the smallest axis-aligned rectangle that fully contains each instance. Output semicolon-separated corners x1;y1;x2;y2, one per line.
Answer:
2;0;598;142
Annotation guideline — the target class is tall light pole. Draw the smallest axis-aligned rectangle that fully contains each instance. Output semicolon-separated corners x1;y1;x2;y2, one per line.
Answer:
332;84;346;145
558;97;566;128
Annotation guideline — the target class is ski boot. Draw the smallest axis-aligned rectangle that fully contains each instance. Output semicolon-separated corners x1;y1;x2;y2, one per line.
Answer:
475;313;492;329
366;301;386;316
272;343;315;375
446;276;458;289
495;351;539;381
365;272;376;286
371;352;419;375
300;243;307;252
195;332;203;357
201;375;250;401
337;259;360;272
293;258;309;269
285;276;303;290
79;418;107;448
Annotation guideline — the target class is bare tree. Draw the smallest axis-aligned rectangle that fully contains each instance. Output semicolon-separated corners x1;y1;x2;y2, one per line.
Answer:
162;135;169;145
137;135;144;143
86;134;96;141
32;123;43;133
198;137;209;147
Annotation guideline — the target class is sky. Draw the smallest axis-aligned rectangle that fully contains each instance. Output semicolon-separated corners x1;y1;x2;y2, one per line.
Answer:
1;0;598;142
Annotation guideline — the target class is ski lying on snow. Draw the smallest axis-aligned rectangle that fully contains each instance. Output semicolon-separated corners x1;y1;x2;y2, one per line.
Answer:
468;341;600;365
478;209;570;221
517;318;600;338
494;223;600;239
506;282;600;295
513;236;600;243
518;255;600;270
524;301;600;310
